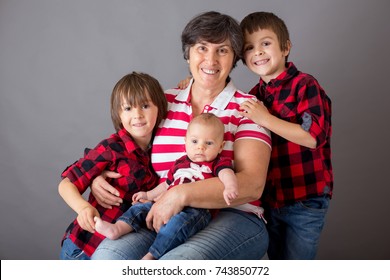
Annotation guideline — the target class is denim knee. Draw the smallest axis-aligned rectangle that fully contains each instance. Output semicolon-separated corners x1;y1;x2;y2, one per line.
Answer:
60;236;90;260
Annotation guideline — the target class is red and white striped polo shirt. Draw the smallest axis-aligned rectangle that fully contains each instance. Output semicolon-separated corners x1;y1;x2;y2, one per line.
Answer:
151;79;271;215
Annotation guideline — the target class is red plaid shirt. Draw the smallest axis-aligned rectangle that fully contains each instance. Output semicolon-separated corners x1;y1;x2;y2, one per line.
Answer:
249;62;333;208
61;128;159;256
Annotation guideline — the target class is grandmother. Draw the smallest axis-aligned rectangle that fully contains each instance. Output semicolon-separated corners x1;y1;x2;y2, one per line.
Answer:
91;11;271;260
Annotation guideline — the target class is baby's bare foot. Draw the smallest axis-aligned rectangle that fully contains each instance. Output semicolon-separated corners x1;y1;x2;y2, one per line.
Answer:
141;252;156;260
94;217;122;240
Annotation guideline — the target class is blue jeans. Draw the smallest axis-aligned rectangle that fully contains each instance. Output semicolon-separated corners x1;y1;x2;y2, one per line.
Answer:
265;195;330;260
60;235;90;260
92;208;268;260
118;202;211;259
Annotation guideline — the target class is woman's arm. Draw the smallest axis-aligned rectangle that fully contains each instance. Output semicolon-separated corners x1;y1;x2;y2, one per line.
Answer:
90;171;123;209
185;139;270;207
146;139;271;232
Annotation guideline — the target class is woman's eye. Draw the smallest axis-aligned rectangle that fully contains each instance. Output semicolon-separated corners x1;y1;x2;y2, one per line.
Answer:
197;46;206;52
219;48;228;55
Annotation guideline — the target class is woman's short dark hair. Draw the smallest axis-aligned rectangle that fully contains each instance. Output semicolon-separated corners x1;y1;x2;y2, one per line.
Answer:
181;11;243;69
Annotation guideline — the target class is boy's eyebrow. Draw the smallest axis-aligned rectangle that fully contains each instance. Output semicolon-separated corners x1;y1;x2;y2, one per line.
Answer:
259;35;275;41
245;35;275;45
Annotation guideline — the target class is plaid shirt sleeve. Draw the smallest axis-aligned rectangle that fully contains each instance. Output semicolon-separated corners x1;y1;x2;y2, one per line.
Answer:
61;140;114;193
296;77;332;149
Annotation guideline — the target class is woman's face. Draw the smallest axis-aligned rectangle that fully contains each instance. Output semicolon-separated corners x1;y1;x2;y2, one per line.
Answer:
188;40;234;90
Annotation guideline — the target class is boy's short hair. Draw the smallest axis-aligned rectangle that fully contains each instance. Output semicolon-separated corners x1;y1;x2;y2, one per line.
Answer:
240;12;290;60
110;72;167;132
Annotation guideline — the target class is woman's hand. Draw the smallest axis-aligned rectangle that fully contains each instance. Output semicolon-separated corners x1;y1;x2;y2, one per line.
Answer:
91;171;123;209
145;187;185;232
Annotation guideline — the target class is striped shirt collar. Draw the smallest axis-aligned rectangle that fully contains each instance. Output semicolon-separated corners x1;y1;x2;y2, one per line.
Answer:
175;78;238;110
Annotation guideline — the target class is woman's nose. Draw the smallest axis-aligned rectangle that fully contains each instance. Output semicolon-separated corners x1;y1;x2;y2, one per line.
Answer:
205;52;217;63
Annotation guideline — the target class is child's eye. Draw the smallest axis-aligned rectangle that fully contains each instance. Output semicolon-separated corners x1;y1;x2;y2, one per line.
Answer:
262;41;271;47
192;140;198;144
206;141;214;146
244;45;253;52
142;104;150;109
123;106;131;111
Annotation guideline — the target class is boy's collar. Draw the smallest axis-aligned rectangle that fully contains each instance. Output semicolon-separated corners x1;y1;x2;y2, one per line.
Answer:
118;128;144;153
260;62;297;87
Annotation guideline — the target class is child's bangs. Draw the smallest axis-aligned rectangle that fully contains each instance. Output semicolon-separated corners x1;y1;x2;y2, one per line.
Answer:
121;87;149;107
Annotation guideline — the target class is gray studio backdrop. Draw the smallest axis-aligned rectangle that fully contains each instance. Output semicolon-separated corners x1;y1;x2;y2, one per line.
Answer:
1;0;389;260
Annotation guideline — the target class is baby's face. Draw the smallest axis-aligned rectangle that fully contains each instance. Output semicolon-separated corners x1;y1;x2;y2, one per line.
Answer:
185;122;224;162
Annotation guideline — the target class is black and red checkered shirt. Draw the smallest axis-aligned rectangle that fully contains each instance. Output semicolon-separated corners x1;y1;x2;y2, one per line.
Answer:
249;62;333;208
61;128;159;256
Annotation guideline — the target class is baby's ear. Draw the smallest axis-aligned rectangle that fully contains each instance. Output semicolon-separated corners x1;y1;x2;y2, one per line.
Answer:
219;140;226;153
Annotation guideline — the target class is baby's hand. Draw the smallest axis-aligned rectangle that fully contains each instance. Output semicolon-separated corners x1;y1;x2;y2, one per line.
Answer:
132;191;148;203
223;187;238;206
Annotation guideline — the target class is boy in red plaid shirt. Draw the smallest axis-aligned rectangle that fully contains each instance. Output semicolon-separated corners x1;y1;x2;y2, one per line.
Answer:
239;12;333;260
58;72;167;259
